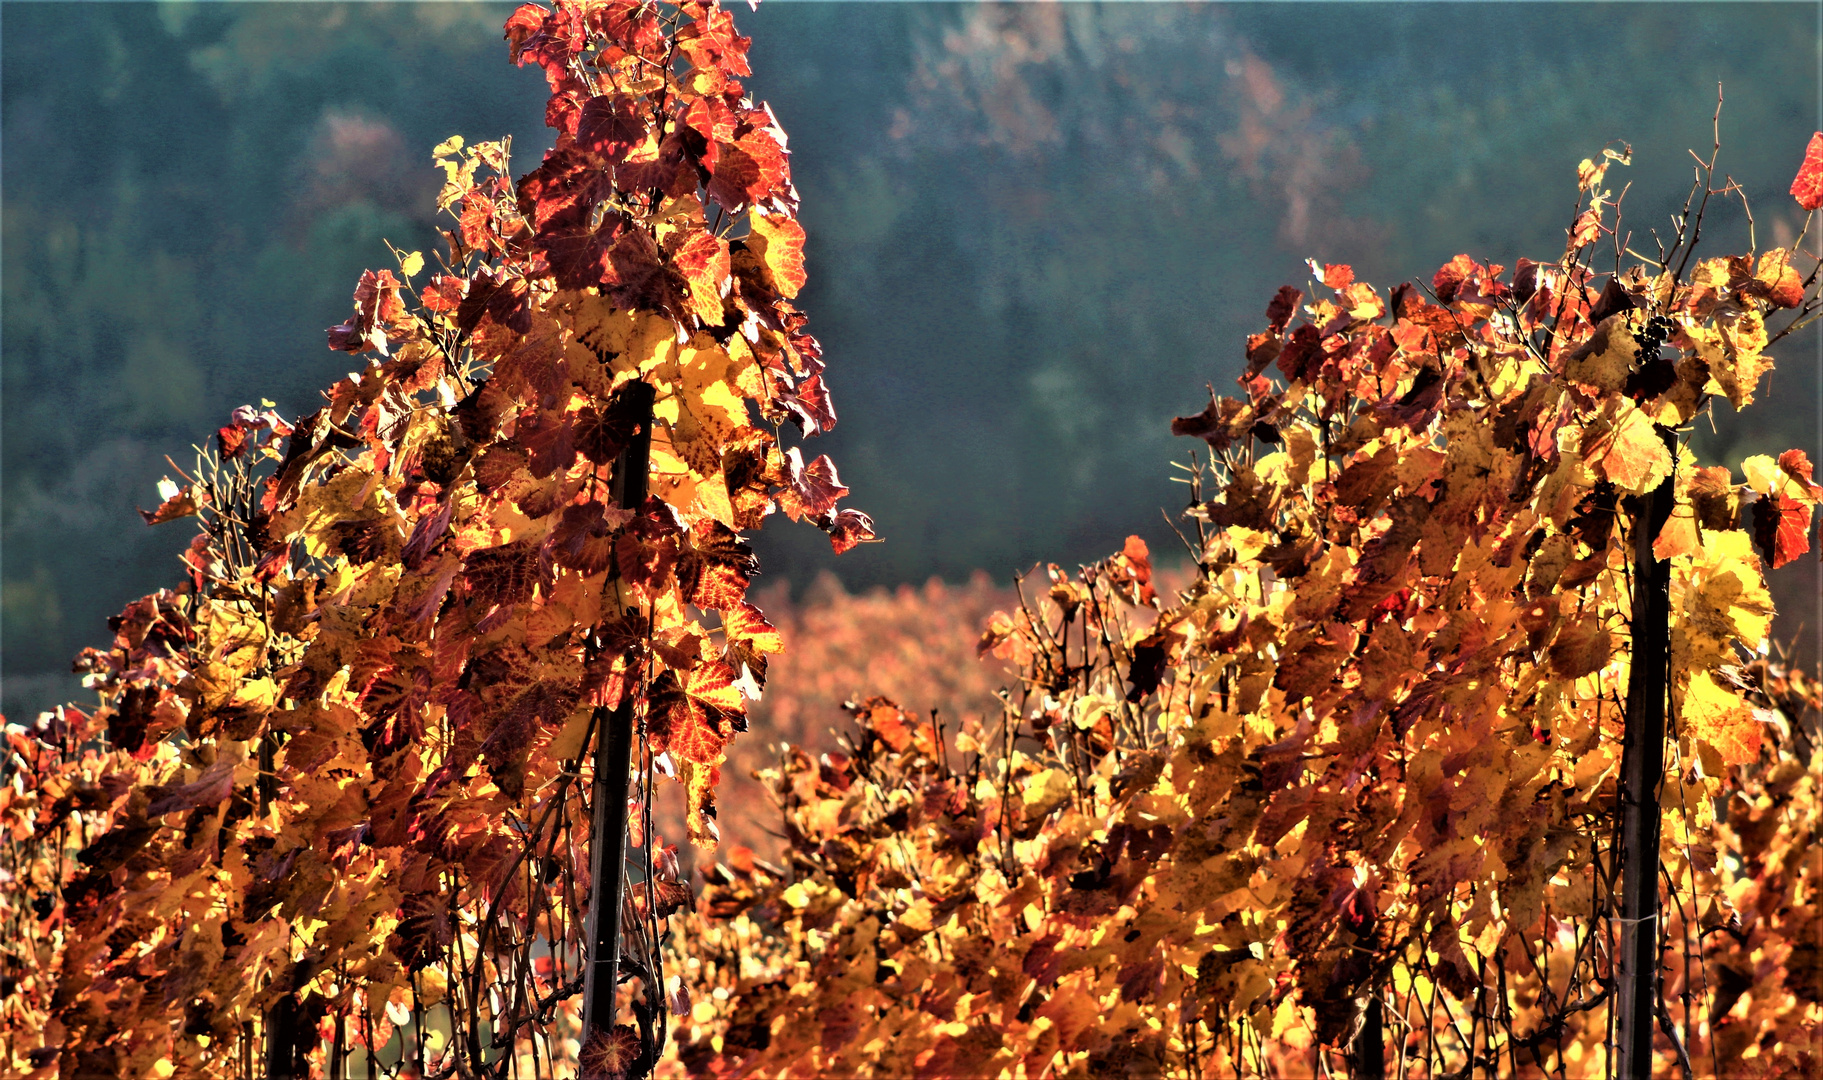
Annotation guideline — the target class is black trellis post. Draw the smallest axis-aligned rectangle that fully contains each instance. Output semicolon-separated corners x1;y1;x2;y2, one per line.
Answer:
1348;996;1385;1079
261;993;300;1079
1613;429;1675;1079
258;733;304;1080
580;380;655;1068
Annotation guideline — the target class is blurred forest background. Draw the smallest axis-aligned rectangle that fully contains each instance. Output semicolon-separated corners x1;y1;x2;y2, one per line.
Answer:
4;2;1820;723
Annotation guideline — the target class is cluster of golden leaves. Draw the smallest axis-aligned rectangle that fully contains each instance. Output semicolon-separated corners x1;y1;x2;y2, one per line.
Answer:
1;1;869;1077
663;154;1823;1077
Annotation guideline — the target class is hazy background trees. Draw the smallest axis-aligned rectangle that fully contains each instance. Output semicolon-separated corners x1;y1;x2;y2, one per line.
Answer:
4;1;1817;718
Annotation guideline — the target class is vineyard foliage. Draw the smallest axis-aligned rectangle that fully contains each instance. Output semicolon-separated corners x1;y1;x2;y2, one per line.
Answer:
2;2;1823;1078
709;573;1017;863
3;0;872;1076
664;147;1823;1076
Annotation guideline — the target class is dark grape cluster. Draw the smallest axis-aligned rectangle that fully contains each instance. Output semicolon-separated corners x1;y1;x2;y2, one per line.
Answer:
1624;313;1681;401
1630;314;1677;359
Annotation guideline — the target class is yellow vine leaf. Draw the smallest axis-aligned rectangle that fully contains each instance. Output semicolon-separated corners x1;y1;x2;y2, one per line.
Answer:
748;212;808;299
1678;669;1761;764
1563;314;1636;392
1578;398;1672;494
1711;310;1774;408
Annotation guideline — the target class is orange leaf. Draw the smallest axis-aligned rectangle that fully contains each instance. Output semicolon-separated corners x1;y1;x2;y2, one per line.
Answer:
1312;261;1353;290
1548;620;1612;680
1580;402;1672;494
1751;249;1805;310
1109;535;1156;605
671;226;731;326
978;609;1034;665
1752;493;1813;569
678;519;756;612
1431;254;1476;302
1569;209;1602;248
777;448;848;522
823;507;875;554
139;481;204;526
1777;448;1823;503
655;660;743;765
1652;501;1699;561
722;602;784;655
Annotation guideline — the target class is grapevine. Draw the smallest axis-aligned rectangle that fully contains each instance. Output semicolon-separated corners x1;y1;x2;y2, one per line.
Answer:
667;136;1823;1078
1;2;869;1077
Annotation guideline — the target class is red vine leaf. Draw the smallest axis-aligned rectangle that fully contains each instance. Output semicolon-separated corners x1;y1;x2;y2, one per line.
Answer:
1791;132;1823;211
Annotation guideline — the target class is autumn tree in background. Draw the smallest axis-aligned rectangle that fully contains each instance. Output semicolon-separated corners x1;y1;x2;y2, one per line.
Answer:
667;136;1823;1077
1;1;872;1077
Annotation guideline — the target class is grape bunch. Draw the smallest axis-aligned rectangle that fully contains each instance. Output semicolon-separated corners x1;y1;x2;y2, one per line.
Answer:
1630;313;1677;360
1623;313;1681;400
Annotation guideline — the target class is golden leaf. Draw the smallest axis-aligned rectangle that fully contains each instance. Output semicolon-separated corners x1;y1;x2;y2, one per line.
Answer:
1653;498;1700;561
570;295;677;376
1021;768;1074;825
1672;530;1774;674
667;344;748;478
678;755;721;851
1562;315;1636;392
1578;399;1671;494
748;213;807;299
1677;669;1761;765
1710;309;1773;408
545;705;594;762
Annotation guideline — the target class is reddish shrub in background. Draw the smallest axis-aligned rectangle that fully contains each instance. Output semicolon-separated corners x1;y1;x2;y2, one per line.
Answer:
709;571;1017;863
705;564;1196;864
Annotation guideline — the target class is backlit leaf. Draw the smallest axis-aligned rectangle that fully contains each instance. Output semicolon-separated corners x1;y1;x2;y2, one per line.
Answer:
1562;315;1636;392
1791;131;1823;211
747;212;807;300
1752;493;1813;569
1579;400;1672;494
1679;669;1762;764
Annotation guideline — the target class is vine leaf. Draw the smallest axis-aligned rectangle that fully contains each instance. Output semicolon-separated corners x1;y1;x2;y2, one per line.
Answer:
1791;131;1823;210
